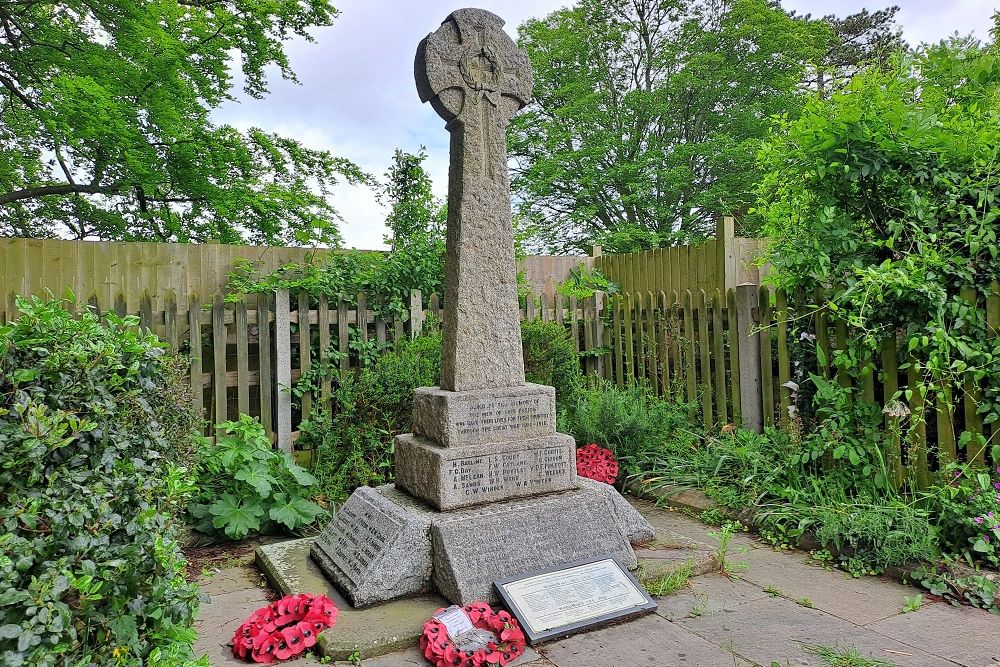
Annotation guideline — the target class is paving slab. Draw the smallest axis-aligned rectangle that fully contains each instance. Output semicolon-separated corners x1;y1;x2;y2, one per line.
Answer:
628;498;757;550
334;644;549;667
193;568;322;666
675;594;955;667
737;546;917;625
867;601;1000;666
256;538;447;661
538;613;753;667
654;573;769;620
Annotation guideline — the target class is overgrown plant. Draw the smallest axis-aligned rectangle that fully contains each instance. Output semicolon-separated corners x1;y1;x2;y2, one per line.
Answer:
0;296;206;666
188;415;326;540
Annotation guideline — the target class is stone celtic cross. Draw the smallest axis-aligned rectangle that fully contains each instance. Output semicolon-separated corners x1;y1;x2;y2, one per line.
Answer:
415;8;533;392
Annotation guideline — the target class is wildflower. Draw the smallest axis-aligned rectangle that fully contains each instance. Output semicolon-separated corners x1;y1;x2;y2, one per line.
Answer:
975;516;985;524
985;535;992;543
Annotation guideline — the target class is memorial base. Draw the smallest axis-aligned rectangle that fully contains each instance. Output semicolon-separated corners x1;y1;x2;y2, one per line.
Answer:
394;432;578;511
310;479;654;607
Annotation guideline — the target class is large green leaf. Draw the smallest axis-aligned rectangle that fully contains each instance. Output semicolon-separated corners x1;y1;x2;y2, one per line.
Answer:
209;494;265;540
234;460;280;498
282;453;318;487
268;493;326;531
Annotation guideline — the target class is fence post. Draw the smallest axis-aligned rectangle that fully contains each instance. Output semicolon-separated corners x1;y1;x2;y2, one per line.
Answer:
274;289;292;453
735;284;763;432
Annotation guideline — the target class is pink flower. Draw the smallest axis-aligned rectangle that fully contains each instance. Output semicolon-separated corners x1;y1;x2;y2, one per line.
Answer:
985;535;992;543
975;516;985;524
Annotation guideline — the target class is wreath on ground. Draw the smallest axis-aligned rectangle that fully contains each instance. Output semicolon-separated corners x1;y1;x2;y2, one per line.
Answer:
576;443;619;485
420;601;526;666
232;593;338;664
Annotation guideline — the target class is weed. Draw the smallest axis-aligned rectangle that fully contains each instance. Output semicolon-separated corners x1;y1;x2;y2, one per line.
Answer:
700;507;728;526
638;560;695;597
901;594;922;613
689;593;710;617
802;643;898;667
796;597;815;608
707;520;749;577
764;585;782;597
348;649;363;665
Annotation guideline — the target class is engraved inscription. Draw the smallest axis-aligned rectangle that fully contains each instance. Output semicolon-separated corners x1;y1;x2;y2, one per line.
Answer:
445;446;571;498
315;494;403;586
453;396;552;441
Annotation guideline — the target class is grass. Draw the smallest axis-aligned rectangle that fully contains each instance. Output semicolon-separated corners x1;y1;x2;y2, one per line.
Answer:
802;643;900;667
763;585;782;597
638;559;695;596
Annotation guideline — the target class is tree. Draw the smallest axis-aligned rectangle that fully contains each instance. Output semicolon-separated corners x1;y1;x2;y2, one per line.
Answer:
377;147;444;249
509;0;831;253
0;0;369;244
795;6;906;94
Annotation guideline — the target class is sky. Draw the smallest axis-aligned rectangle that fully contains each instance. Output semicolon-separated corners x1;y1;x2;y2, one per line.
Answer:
214;0;998;250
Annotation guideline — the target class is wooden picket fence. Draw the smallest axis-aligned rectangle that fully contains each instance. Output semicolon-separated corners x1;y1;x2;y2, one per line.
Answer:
604;285;1000;487
1;287;608;451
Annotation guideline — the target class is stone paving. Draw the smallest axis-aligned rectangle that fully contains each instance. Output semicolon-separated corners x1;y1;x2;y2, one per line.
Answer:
194;499;1000;667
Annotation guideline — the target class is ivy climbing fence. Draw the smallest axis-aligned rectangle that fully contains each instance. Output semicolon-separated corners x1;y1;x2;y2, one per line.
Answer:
602;284;1000;489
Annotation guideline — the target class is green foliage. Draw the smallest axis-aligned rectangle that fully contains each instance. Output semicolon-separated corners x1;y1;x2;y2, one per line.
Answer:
188;415;325;540
928;463;1000;569
791;376;893;491
0;296;205;666
511;0;831;251
303;331;443;503
643;427;796;509
0;0;369;243
757;28;1000;432
912;560;1000;613
802;643;899;667
226;148;445;319
561;381;698;477
521;320;583;409
707;521;749;577
556;265;619;299
757;479;939;574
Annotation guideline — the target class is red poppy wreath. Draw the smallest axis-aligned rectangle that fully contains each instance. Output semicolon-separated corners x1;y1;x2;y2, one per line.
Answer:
231;593;338;664
576;443;619;485
420;602;526;667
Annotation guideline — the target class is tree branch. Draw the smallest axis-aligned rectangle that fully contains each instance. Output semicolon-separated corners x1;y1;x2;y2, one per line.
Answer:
0;181;123;205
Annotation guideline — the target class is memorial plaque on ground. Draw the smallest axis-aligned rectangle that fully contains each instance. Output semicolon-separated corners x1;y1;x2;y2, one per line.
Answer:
494;556;657;644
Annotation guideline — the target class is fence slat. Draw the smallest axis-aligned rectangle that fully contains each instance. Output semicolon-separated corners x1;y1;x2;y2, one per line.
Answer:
275;289;292;452
259;292;274;443
164;290;178;349
318;295;331;411
775;289;790;427
338;295;350;378
881;335;903;486
712;289;728;425
613;295;624;387
236;300;250;416
961;287;984;465
212;293;228;426
298;291;312;421
644;292;658;396
759;288;774;429
683;290;697;411
189;293;203;419
697;289;713;431
908;357;929;489
659;290;671;398
624;293;635;384
724;289;741;425
570;295;580;357
634;293;646;382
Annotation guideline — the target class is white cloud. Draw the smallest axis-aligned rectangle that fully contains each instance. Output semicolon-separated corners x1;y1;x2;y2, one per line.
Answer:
212;0;995;248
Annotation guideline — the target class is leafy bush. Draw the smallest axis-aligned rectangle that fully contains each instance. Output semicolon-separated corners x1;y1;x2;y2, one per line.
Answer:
521;319;583;409
303;330;443;503
930;463;1000;568
0;296;205;667
756;31;1000;442
561;381;698;476
188;415;326;540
